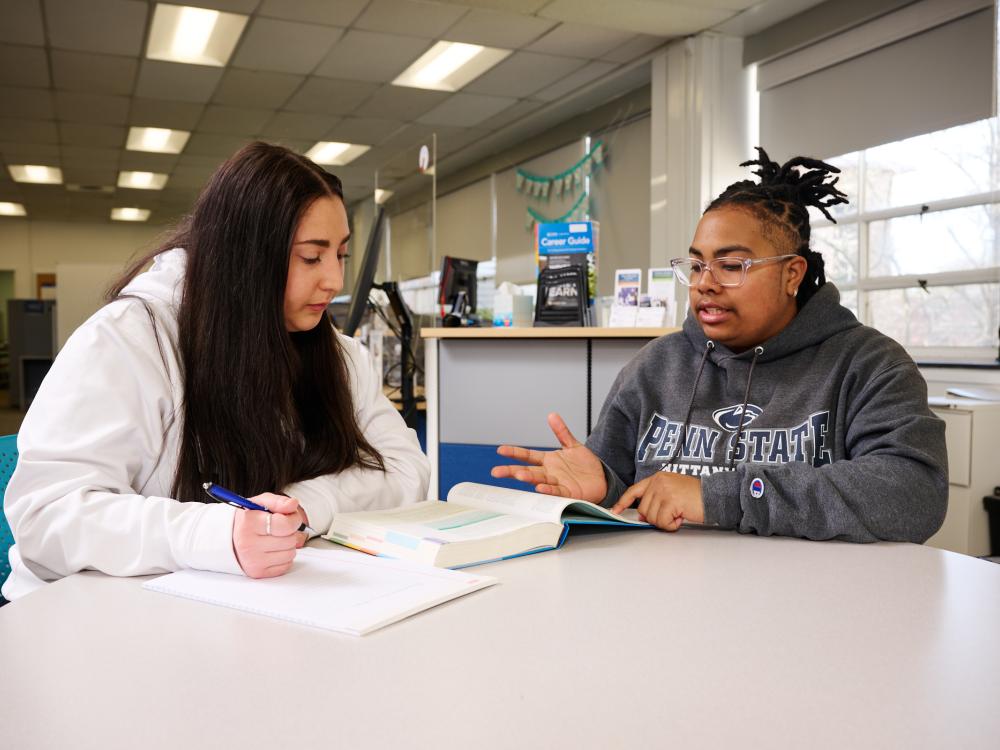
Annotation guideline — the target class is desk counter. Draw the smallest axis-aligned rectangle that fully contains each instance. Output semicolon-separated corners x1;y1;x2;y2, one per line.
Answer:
2;532;999;749
421;326;679;500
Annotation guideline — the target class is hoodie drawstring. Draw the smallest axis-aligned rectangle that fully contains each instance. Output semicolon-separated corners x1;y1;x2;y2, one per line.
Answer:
667;340;715;465
729;345;764;469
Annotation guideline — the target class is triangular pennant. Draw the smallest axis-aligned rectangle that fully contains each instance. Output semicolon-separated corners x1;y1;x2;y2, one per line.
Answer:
515;172;524;191
553;178;563;197
541;181;550;199
574;169;583;187
564;174;573;192
593;144;604;164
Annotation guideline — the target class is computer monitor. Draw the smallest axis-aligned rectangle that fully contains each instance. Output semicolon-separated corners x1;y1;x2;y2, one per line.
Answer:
438;256;478;322
342;206;386;338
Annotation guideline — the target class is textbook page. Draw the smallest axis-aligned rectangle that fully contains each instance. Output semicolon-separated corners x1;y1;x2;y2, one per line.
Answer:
447;482;647;525
143;548;497;636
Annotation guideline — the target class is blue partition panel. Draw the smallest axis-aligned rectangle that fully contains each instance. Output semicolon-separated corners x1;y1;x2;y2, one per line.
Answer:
438;442;550;500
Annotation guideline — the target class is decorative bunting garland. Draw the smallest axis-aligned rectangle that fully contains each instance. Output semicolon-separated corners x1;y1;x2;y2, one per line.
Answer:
515;141;605;199
525;191;588;230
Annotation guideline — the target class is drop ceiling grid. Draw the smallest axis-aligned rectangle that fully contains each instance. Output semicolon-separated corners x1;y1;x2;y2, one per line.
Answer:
0;0;791;221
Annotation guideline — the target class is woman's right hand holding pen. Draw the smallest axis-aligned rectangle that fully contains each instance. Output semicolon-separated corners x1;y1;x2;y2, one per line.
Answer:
231;493;306;579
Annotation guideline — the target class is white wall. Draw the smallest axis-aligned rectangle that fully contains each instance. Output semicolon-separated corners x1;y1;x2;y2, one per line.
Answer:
0;219;164;299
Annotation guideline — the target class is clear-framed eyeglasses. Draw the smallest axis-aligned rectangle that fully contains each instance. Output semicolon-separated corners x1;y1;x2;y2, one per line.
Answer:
670;254;799;288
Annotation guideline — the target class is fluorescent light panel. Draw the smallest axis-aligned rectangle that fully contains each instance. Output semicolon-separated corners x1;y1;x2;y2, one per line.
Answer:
0;202;26;216
9;165;63;184
306;142;370;166
111;207;151;222
126;127;190;154
393;41;511;92
118;171;169;190
146;3;249;66
374;188;393;205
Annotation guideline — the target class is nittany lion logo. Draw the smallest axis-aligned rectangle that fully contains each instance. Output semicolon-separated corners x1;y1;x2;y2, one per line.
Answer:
712;403;763;432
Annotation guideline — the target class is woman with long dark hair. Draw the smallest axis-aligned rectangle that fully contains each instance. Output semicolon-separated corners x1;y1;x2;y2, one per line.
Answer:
3;142;429;600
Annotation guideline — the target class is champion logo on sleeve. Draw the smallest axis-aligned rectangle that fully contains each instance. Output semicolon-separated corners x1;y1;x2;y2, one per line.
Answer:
750;478;765;498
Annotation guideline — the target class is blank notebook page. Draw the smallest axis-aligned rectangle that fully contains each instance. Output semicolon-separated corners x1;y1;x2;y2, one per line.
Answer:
142;547;497;636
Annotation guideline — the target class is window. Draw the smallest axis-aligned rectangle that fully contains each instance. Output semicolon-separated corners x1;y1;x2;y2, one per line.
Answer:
812;118;1000;361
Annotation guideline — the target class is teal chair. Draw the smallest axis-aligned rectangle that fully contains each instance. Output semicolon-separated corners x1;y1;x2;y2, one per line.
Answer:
0;434;18;604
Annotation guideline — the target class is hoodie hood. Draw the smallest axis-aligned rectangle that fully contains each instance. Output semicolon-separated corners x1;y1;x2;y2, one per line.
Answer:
681;282;861;363
119;247;187;310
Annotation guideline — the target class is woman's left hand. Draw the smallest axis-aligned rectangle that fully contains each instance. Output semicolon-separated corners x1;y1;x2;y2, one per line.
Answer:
611;472;705;531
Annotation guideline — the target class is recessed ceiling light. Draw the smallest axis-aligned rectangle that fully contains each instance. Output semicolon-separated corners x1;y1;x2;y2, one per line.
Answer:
126;126;190;154
306;142;370;166
118;171;169;190
0;202;26;216
146;3;249;66
393;41;511;92
9;165;63;184
111;207;151;222
374;189;393;205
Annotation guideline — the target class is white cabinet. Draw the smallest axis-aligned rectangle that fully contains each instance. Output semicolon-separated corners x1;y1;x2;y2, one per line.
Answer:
926;398;1000;556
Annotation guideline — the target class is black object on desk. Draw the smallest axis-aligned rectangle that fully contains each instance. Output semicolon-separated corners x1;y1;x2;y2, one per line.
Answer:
533;265;589;327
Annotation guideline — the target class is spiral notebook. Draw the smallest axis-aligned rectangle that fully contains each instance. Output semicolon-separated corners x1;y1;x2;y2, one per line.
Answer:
142;548;497;636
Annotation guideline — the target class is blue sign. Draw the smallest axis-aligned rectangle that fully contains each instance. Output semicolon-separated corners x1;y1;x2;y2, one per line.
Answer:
536;221;595;256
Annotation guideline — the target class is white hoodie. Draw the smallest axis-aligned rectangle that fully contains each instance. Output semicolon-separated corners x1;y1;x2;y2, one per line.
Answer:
2;248;430;600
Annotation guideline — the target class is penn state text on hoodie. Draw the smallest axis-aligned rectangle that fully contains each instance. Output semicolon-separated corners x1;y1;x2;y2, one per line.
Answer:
587;283;948;543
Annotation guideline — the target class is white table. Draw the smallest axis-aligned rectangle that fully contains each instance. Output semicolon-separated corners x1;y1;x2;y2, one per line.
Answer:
2;530;999;750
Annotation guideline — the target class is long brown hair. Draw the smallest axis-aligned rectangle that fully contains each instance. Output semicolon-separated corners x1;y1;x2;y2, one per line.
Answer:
108;141;384;502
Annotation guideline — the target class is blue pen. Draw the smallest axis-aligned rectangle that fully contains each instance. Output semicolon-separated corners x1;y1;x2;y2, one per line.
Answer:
202;482;317;535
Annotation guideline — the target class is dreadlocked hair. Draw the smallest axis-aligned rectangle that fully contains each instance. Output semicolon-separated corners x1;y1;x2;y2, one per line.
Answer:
705;146;849;309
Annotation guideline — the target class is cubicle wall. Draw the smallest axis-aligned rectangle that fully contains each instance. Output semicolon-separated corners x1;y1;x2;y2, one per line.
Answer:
427;330;666;500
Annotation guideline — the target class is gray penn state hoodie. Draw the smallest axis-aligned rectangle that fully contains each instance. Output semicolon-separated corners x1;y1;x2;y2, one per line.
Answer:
586;283;948;544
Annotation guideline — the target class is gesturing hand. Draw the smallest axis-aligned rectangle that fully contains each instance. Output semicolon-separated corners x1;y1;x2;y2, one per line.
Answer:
491;413;607;503
232;493;306;579
611;472;704;531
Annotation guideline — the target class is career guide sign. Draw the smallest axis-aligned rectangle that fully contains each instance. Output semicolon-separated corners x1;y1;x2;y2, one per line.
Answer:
535;221;598;305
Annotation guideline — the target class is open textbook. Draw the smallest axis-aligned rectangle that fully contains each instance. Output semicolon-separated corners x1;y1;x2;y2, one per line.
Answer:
325;482;652;568
143;548;497;636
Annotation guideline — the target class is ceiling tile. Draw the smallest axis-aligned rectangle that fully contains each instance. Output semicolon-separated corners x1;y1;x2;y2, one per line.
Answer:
531;60;618;102
163;165;215;189
283;77;380;116
61;165;117;185
353;85;450;120
256;0;367;26
430;0;549;10
58;122;125;148
526;23;637;58
0;0;45;46
599;33;666;63
118;151;180;172
463;51;583;98
189;0;260;11
435;125;491;156
0;86;54;119
135;61;225;104
183;133;254;158
477;98;542;131
44;0;148;56
212;69;304;108
198;105;275;135
0;44;50;87
176;154;227;169
0;141;61;163
231;18;343;75
417;92;518;127
538;0;732;36
59;145;120;167
259;111;338;140
443;8;556;48
0;116;57;146
129;99;206;130
323;117;404;145
50;50;139;96
54;91;130;125
314;30;431;84
353;0;468;39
